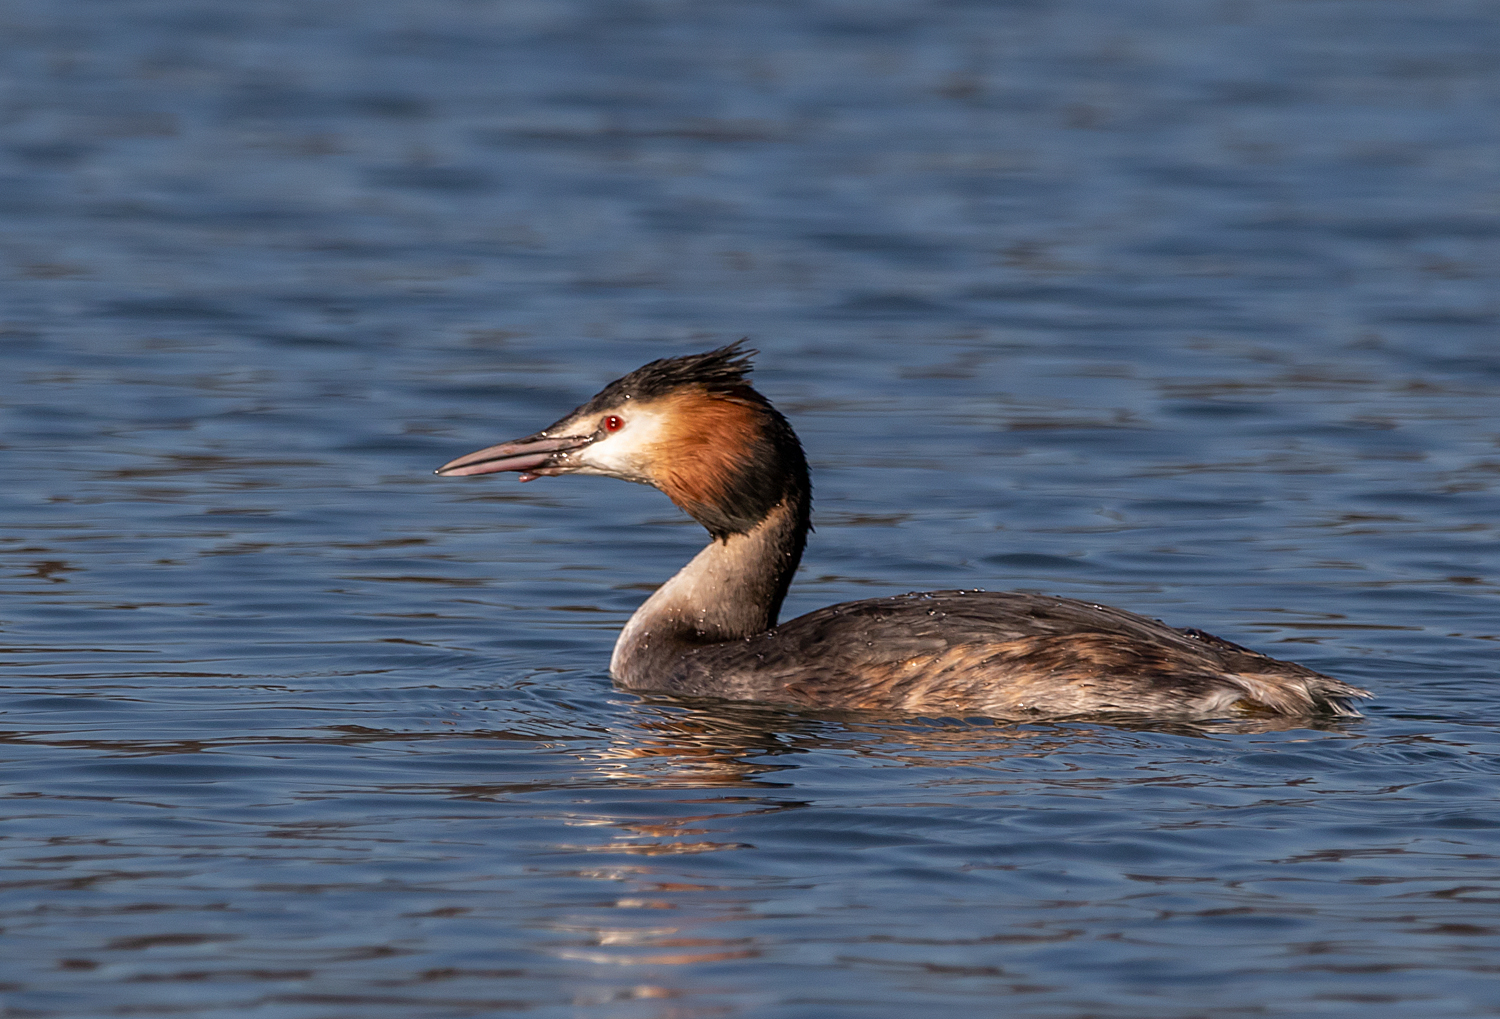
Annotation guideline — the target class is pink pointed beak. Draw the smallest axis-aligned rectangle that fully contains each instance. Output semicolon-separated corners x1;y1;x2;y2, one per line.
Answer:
435;431;594;480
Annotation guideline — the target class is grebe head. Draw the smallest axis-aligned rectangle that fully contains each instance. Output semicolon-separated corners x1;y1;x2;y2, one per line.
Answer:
436;342;809;540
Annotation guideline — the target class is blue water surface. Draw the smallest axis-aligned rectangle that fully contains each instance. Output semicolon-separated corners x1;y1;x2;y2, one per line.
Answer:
2;1;1499;1016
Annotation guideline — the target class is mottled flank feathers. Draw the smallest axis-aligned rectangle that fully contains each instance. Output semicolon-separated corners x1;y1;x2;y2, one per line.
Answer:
642;591;1371;720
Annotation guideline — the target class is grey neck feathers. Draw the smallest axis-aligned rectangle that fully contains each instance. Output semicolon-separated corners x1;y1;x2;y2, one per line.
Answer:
610;496;806;688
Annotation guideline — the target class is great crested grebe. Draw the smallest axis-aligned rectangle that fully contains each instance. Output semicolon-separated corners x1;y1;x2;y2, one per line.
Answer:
437;344;1371;720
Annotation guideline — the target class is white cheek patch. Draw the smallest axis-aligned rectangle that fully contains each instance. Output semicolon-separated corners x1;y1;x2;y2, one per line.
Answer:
574;404;671;481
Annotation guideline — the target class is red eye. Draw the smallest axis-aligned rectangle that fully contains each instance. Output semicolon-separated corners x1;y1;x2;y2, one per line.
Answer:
603;415;624;433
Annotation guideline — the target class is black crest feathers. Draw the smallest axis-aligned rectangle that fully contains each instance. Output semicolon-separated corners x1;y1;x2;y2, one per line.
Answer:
581;341;757;412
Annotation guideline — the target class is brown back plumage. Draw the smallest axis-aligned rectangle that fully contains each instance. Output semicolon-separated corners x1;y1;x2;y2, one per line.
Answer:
647;591;1371;720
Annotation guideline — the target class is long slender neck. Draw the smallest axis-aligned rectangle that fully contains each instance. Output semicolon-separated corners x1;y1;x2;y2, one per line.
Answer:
610;494;808;688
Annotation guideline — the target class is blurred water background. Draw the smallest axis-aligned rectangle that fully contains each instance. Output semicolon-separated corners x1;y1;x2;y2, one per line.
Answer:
2;0;1499;1016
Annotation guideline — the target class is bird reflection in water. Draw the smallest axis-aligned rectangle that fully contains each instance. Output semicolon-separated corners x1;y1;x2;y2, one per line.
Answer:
575;694;1364;784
